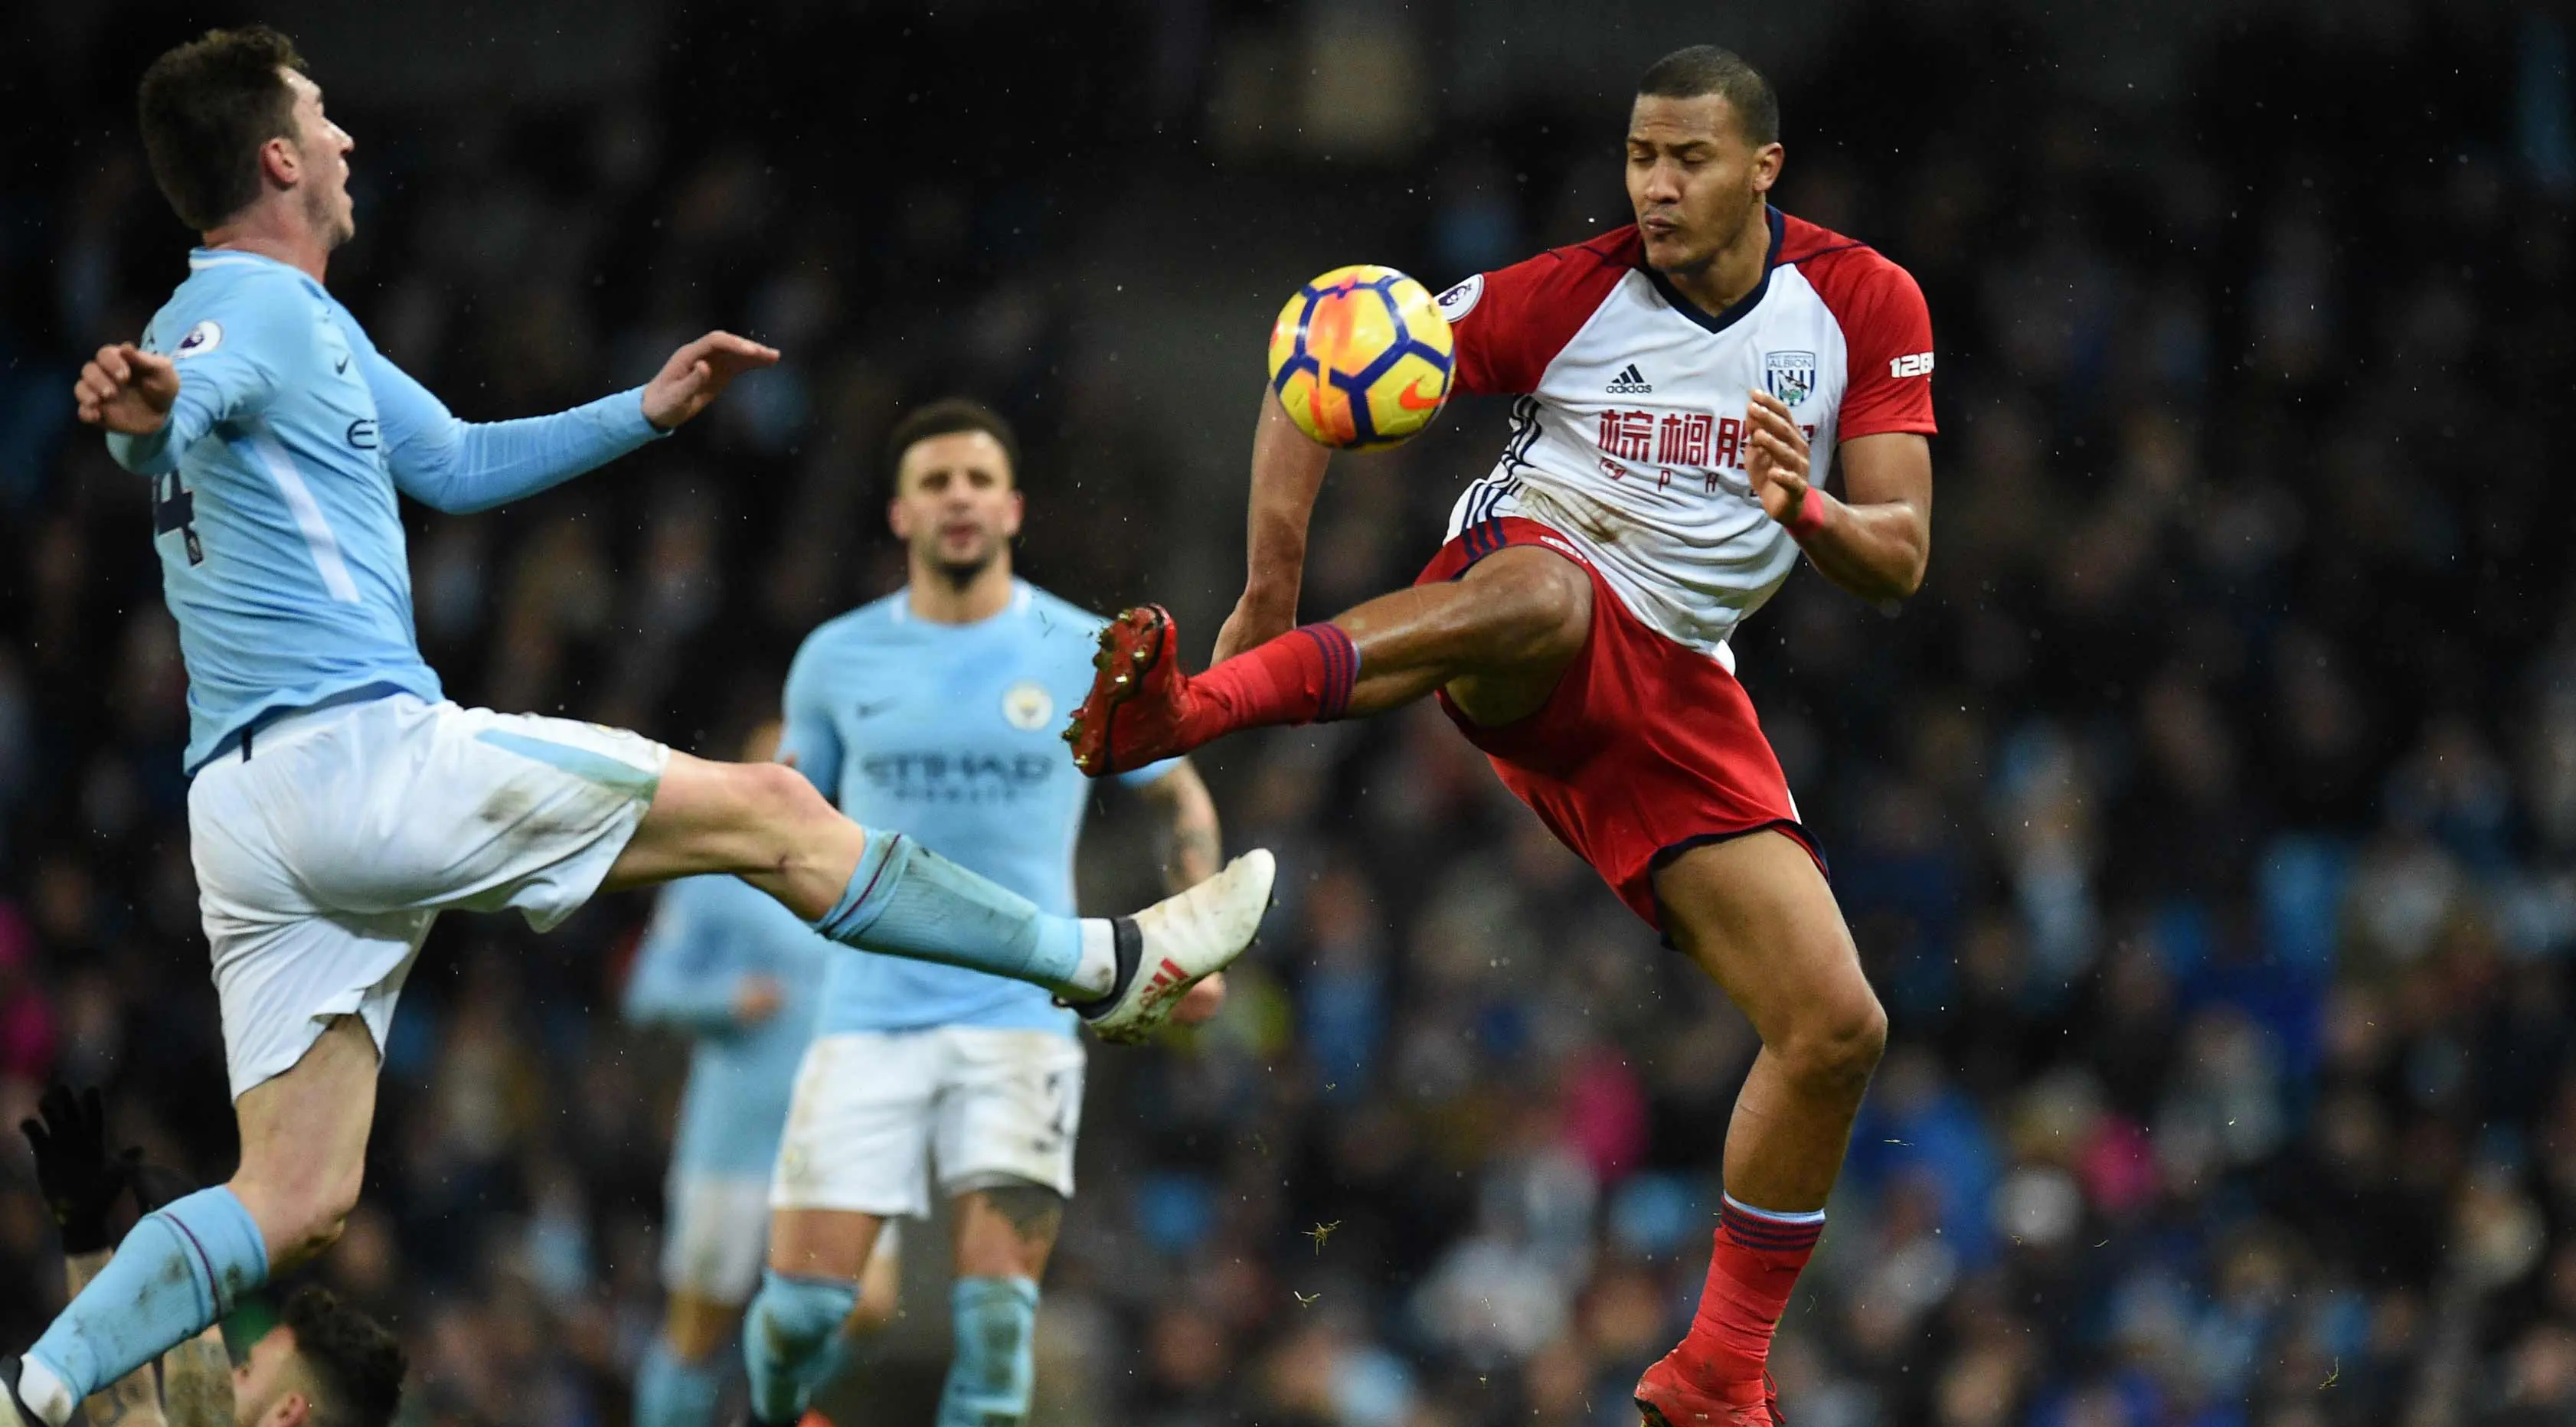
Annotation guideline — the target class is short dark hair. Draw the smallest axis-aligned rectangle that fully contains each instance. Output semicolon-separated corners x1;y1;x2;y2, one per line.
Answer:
885;398;1022;488
1636;45;1779;148
136;25;309;231
280;1285;406;1427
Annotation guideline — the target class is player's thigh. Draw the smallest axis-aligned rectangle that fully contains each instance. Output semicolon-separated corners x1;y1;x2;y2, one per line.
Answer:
606;751;848;890
247;697;667;926
662;1172;773;1311
767;1208;892;1284
1440;545;1594;727
933;1028;1085;1233
768;1033;939;1269
1651;829;1878;1047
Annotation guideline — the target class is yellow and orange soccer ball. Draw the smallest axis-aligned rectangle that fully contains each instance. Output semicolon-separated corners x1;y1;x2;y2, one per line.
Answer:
1266;265;1455;450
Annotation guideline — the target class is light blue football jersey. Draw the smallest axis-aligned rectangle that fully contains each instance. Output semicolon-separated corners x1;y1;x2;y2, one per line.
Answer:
106;248;662;772
623;874;830;1177
781;581;1174;1037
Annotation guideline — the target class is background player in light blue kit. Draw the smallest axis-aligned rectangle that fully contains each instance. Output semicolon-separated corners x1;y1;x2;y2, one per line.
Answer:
626;720;883;1427
736;401;1231;1427
11;28;1273;1427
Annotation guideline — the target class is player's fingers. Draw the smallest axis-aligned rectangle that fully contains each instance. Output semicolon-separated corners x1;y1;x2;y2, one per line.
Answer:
128;348;175;380
96;346;132;384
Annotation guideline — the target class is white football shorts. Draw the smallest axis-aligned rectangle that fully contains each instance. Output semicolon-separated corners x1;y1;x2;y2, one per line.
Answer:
190;693;669;1099
660;1172;774;1304
770;1027;1087;1217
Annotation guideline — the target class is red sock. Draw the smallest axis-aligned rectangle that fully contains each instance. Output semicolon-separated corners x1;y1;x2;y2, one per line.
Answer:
1179;623;1358;742
1676;1200;1823;1389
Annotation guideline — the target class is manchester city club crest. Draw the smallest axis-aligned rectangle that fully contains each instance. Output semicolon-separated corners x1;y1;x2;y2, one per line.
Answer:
1002;680;1054;730
1764;350;1818;406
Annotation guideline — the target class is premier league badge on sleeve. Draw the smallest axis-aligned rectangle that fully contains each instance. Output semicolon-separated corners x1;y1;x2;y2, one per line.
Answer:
1764;350;1816;406
173;319;224;358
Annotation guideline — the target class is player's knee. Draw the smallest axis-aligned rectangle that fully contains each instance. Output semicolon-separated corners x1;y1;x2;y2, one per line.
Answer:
734;759;831;825
1483;552;1591;661
237;1154;364;1264
747;1270;858;1364
1782;990;1887;1096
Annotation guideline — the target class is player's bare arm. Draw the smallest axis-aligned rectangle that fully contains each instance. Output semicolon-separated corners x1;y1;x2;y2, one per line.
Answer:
1136;759;1229;1021
153;1337;232;1427
1742;390;1931;602
1213;388;1333;661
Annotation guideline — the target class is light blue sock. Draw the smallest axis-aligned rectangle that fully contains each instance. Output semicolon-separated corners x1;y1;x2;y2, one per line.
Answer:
811;831;1087;994
937;1276;1040;1427
636;1337;725;1427
24;1187;270;1419
742;1269;858;1425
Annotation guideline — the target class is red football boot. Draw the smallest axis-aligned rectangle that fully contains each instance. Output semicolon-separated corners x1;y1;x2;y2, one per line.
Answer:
1063;605;1198;777
1633;1362;1783;1427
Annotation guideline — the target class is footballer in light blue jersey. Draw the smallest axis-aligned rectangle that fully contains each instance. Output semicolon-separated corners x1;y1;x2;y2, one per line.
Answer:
624;719;841;1427
744;400;1230;1427
21;31;1270;1427
626;874;829;1181
783;580;1188;1037
113;244;669;772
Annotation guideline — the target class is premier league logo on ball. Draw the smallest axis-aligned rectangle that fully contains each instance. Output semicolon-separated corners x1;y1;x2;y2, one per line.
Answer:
1764;350;1817;406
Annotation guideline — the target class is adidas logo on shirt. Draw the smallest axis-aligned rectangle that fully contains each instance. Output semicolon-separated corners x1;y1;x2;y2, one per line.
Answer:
1604;363;1652;394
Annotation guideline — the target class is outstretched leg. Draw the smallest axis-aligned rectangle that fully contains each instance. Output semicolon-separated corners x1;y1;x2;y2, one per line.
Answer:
1066;543;1590;775
604;755;1273;1043
1636;832;1887;1426
11;1017;379;1427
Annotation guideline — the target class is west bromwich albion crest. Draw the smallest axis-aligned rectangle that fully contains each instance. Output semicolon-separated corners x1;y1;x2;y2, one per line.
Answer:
1764;350;1817;406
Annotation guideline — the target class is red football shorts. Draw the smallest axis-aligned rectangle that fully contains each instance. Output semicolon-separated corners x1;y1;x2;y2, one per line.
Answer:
1414;515;1822;929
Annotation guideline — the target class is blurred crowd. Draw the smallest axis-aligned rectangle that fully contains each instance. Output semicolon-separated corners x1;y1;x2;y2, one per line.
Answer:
5;2;2575;1425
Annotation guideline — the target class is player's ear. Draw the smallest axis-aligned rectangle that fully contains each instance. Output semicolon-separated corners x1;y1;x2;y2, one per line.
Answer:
888;494;911;540
1002;488;1025;540
260;133;302;191
266;1389;311;1427
1751;141;1783;196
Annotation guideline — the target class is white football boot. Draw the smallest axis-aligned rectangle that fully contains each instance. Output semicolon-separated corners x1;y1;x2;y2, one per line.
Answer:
1068;849;1277;1044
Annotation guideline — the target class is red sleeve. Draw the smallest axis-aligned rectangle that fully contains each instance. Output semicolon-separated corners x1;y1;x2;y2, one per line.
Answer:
1437;228;1637;397
1800;247;1937;439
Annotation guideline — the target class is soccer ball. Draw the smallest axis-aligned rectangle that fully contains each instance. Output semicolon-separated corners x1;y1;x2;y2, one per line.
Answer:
1266;265;1456;450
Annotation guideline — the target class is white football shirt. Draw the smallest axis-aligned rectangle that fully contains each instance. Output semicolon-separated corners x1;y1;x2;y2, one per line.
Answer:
1437;210;1936;664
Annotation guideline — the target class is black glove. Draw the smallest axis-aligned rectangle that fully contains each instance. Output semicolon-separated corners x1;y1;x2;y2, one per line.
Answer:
129;1158;196;1216
20;1085;139;1255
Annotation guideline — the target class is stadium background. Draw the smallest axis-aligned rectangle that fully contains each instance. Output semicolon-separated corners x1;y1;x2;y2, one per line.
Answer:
4;1;2573;1423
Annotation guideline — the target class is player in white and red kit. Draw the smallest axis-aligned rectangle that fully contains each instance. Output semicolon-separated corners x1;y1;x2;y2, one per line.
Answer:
1065;45;1933;1425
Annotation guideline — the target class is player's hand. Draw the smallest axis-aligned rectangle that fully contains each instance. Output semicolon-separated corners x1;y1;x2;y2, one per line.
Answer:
73;344;179;436
1743;388;1813;524
640;331;781;432
1172;973;1227;1024
19;1084;139;1255
734;975;786;1027
1213;592;1296;663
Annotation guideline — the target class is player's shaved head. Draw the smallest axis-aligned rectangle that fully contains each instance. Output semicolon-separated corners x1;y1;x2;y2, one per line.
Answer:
1636;44;1779;149
138;25;310;231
